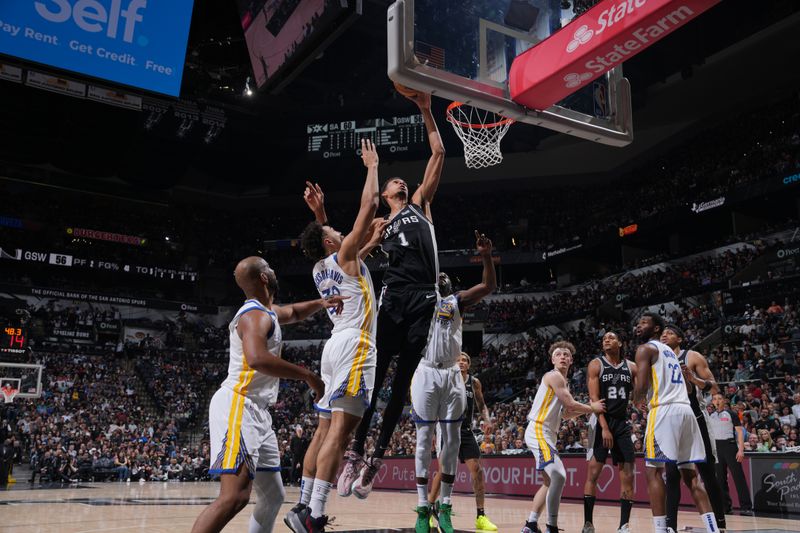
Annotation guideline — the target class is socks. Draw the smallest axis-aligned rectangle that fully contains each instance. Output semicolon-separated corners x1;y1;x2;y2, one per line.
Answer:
583;494;596;523
441;481;453;505
620;498;633;527
477;507;485;517
700;512;719;533
653;515;667;533
300;476;314;506
417;484;429;507
309;479;333;519
528;511;539;523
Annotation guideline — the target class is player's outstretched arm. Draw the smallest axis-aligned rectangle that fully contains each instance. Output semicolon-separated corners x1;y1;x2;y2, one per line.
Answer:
633;343;657;408
683;350;719;395
473;377;493;434
405;91;445;207
274;294;349;325
358;218;389;260
548;371;605;416
457;231;497;309
303;181;328;225
238;311;324;398
339;139;380;270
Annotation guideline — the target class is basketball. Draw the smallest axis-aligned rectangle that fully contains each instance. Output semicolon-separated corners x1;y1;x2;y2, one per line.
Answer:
393;81;420;99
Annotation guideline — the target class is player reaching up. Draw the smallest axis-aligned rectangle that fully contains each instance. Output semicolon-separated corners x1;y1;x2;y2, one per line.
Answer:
284;139;383;533
410;231;496;533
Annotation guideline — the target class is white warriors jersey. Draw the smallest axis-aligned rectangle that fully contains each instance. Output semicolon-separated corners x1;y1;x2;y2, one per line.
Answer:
646;339;690;408
221;299;283;406
424;294;462;366
312;254;376;337
527;371;564;434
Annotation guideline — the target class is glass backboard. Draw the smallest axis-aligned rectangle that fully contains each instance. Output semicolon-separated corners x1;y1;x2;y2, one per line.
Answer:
387;0;634;146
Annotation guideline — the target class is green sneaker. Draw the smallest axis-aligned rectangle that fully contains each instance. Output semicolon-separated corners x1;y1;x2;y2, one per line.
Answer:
437;503;455;533
415;505;432;533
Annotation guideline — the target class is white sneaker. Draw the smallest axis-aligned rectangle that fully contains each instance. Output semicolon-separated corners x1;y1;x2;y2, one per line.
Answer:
351;456;383;499
337;450;363;497
616;524;631;533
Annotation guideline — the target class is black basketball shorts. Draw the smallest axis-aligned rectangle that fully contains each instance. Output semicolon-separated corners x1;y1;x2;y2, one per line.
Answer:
375;284;437;361
459;429;481;463
591;417;635;465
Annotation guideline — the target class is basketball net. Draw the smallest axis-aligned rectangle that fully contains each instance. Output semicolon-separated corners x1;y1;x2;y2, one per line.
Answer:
1;387;17;404
446;102;514;169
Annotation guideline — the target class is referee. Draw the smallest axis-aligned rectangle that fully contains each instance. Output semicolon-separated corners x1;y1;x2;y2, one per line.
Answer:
709;393;754;515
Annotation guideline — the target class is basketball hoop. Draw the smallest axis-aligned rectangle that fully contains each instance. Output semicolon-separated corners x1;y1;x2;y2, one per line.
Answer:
446;102;514;169
1;387;18;404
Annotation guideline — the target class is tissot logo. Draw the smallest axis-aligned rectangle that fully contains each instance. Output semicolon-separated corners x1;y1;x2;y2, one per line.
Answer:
34;0;147;44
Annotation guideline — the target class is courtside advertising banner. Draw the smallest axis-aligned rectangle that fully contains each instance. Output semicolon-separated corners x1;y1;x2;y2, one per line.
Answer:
372;455;750;507
510;0;721;110
0;0;195;96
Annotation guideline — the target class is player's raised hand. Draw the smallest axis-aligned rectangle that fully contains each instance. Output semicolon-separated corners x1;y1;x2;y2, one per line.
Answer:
303;180;325;213
305;373;325;401
322;294;350;315
360;138;379;168
475;230;493;257
409;91;432;110
590;399;606;414
367;218;389;246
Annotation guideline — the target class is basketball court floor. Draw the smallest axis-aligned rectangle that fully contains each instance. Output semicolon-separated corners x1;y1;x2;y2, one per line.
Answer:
1;482;799;533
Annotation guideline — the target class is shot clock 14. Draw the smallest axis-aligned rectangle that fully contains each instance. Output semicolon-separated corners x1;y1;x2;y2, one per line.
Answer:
2;327;27;353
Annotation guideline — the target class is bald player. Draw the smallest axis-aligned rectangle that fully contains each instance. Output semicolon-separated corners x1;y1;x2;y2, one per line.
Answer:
191;257;346;533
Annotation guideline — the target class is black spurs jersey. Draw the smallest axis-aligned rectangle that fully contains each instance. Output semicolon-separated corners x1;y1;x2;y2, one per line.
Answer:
598;355;633;419
462;374;475;431
381;203;438;286
678;350;707;418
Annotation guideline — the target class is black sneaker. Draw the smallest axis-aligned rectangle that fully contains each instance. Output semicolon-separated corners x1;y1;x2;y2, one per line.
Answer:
284;503;309;532
305;514;332;533
521;521;540;533
740;508;755;516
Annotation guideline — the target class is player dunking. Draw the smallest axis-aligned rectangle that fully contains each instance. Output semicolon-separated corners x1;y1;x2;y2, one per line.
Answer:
339;86;446;499
582;331;637;533
410;231;496;533
192;257;344;533
428;353;498;532
660;324;727;532
521;342;605;533
284;140;383;533
632;312;719;533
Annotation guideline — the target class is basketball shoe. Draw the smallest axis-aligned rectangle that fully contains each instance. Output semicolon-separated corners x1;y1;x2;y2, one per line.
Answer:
475;513;498;531
352;456;382;499
337;450;363;497
520;520;541;533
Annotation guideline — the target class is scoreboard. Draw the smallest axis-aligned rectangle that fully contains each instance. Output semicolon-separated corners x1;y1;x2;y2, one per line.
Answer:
307;114;427;159
2;326;27;354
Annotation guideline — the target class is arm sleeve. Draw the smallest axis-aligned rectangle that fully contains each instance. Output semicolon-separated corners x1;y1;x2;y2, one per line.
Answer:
728;410;741;427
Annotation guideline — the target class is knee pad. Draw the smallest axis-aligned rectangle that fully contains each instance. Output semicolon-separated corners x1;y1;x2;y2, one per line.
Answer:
415;423;434;479
437;421;462;476
251;471;284;532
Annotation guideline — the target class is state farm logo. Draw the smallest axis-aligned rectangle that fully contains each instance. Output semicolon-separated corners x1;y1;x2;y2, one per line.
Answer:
566;25;594;53
564;72;592;88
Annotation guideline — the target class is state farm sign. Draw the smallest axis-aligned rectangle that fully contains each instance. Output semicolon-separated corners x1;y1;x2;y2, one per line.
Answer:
509;0;721;110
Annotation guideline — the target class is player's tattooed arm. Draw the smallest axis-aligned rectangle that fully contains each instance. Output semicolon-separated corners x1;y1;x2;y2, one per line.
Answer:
473;377;492;434
682;350;719;395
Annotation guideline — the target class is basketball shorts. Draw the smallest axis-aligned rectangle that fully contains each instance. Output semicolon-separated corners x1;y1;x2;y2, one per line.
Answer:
376;285;437;360
587;415;635;465
410;361;466;424
459;429;482;463
208;386;279;478
315;328;376;418
644;402;706;469
524;420;558;471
